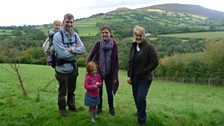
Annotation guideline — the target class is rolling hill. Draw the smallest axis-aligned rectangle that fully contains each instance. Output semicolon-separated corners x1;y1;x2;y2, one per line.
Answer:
1;3;224;37
140;3;224;20
75;3;224;37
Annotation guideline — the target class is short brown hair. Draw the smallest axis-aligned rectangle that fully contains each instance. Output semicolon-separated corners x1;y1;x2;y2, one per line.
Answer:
87;61;98;73
63;13;74;22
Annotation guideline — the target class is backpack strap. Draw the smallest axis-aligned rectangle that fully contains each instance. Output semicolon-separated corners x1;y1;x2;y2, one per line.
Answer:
59;30;77;45
74;34;77;43
59;30;64;44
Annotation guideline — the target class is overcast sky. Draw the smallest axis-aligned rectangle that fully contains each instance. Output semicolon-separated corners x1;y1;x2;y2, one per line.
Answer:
0;0;223;26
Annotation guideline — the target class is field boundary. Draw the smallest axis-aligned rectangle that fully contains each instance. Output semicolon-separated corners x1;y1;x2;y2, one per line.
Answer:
156;77;224;86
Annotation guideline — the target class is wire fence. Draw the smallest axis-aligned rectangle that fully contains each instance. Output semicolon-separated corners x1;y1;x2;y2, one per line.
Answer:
156;77;224;86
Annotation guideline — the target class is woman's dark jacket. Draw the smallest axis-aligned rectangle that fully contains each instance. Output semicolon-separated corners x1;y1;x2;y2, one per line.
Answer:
87;40;119;94
128;39;159;81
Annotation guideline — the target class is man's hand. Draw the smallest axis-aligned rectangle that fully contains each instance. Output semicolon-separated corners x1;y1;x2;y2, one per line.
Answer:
75;43;80;47
66;48;73;52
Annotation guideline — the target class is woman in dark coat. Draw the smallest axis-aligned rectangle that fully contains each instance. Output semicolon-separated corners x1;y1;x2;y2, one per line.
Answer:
127;25;159;126
88;25;119;116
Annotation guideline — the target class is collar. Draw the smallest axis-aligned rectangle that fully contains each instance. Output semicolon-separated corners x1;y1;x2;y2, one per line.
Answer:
62;28;74;36
132;39;146;48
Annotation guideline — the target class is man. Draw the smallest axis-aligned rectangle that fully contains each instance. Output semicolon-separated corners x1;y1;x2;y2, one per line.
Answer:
53;13;85;117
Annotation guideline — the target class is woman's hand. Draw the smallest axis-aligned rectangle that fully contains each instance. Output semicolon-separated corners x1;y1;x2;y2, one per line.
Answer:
113;80;117;84
127;77;132;85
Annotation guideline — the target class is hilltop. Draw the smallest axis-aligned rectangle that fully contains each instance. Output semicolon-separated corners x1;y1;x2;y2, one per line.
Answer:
74;3;224;37
138;3;224;20
1;3;224;37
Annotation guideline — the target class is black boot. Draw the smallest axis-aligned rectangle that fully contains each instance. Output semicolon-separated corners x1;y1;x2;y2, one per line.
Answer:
69;105;77;112
109;108;115;116
97;108;102;115
59;108;67;117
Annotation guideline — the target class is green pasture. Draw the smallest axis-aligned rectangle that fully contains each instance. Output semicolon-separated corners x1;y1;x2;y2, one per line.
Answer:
36;26;49;35
76;25;98;36
0;29;13;35
0;64;224;126
75;17;126;36
158;31;224;39
75;21;98;36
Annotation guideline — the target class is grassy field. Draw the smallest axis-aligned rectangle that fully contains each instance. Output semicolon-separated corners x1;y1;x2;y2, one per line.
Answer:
0;64;224;126
0;29;13;35
76;25;98;36
158;31;224;39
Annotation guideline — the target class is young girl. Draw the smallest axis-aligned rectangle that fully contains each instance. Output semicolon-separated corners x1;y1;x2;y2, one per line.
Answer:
84;61;102;122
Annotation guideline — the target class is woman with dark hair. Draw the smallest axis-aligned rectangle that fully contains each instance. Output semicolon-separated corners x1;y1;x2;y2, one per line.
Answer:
87;25;119;116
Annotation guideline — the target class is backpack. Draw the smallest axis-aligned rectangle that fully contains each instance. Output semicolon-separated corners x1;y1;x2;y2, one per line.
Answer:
42;30;77;68
42;30;55;55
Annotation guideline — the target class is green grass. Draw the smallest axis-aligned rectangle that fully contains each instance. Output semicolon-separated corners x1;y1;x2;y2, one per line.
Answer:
0;29;13;35
76;25;98;36
36;26;49;35
0;64;224;126
158;31;224;39
75;17;124;36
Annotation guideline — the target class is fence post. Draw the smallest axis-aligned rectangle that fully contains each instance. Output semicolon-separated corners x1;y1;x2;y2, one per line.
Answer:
208;78;211;86
192;78;195;84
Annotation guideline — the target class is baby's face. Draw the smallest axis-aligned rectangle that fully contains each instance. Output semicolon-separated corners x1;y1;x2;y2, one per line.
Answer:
90;68;98;76
54;23;61;31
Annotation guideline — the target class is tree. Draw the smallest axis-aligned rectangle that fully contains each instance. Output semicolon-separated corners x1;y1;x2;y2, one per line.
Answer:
2;47;28;96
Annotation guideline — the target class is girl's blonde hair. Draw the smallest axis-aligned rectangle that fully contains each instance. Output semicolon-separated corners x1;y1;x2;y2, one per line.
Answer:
53;20;62;25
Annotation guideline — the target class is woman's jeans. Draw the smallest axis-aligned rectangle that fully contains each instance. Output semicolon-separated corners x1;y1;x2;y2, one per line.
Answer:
132;79;152;125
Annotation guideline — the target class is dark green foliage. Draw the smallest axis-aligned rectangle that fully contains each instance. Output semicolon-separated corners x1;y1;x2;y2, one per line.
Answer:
151;37;205;58
15;26;46;41
118;38;133;70
156;40;224;84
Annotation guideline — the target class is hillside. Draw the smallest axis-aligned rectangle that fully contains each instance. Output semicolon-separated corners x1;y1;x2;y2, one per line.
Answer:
1;3;223;37
75;3;224;37
138;3;224;20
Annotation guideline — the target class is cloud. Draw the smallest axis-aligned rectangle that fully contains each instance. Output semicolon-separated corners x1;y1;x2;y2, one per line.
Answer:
86;0;158;9
0;0;223;26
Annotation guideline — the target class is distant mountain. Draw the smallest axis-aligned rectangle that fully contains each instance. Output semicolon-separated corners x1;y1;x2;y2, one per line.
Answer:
65;3;224;37
137;3;224;20
113;7;131;12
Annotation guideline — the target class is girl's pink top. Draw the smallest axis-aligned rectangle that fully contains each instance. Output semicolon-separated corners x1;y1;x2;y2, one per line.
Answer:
84;73;102;97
